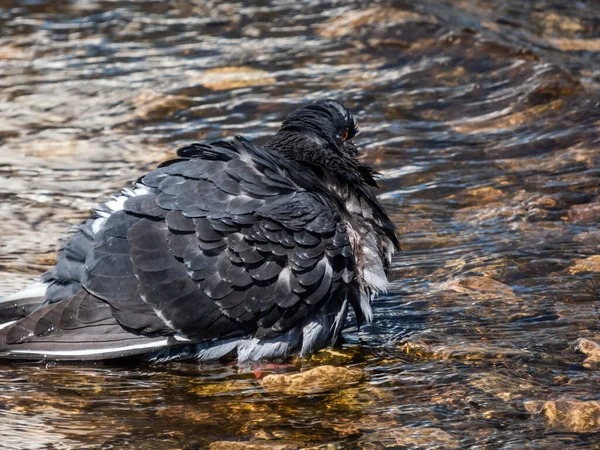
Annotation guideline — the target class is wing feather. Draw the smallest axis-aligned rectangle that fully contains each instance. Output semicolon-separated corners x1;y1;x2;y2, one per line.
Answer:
0;136;358;360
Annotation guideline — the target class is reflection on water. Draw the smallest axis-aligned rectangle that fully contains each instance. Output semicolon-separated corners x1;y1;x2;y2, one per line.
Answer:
1;0;600;448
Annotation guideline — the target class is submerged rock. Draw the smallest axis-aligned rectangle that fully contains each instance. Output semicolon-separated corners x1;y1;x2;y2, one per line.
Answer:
574;338;600;366
188;67;276;91
209;441;306;450
0;44;33;61
567;202;600;223
132;91;196;121
328;414;398;437
469;373;537;401
326;386;394;413
317;7;427;38
569;256;600;274
438;276;521;302
305;347;363;365
359;427;459;449
261;365;366;394
400;341;531;361
188;380;253;397
156;405;212;425
549;37;600;52
526;400;600;433
446;186;505;205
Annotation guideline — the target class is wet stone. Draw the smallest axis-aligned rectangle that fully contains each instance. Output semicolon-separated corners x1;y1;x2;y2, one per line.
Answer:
317;7;430;38
132;91;196;121
567;202;600;223
535;11;585;33
569;256;600;274
187;67;276;91
526;400;600;433
400;341;532;362
156;405;212;425
2;0;600;448
574;338;600;366
188;380;253;397
440;276;521;302
327;414;398;437
209;440;307;450
573;231;600;250
325;386;394;413
304;347;363;366
447;186;505;206
260;365;366;395
0;44;34;61
469;373;537;401
359;427;459;450
549;38;600;52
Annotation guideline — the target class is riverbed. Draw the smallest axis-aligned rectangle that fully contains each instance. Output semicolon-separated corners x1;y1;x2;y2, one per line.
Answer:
1;0;600;448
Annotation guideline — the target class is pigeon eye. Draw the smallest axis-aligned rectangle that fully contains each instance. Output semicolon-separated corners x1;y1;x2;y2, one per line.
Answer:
341;128;349;141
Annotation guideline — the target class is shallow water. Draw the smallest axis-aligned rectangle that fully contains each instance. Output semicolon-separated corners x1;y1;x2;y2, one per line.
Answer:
1;0;600;448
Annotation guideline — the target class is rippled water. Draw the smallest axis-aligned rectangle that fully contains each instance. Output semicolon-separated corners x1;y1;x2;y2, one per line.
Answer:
1;0;600;448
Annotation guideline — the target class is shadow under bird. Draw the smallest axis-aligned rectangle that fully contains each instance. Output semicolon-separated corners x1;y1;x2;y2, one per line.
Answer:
0;100;399;362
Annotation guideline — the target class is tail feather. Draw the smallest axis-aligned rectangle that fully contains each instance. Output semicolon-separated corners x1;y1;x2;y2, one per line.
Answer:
0;290;174;361
0;281;48;324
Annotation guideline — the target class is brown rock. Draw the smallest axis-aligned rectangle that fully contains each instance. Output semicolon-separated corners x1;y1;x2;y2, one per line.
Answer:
188;381;251;397
360;427;458;449
35;252;57;266
526;400;600;433
469;373;537;401
25;138;93;159
317;7;427;38
304;347;362;365
133;92;195;120
209;441;304;450
574;338;600;366
326;386;394;413
528;194;562;210
188;67;276;91
549;38;600;52
329;413;398;436
261;365;366;394
464;186;505;203
569;256;600;274
156;406;211;424
535;12;584;33
400;341;531;362
443;276;520;301
567;203;600;223
573;231;600;249
0;45;33;60
445;186;507;210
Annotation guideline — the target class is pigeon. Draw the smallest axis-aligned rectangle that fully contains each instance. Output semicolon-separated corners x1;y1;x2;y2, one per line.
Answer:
0;100;399;362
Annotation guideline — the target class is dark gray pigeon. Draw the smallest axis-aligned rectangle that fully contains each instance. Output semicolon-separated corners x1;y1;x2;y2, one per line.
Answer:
0;100;399;362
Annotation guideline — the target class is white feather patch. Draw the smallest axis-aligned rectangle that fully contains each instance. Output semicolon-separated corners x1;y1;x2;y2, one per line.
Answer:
91;217;107;234
9;339;170;357
1;281;47;303
0;320;16;330
93;185;151;234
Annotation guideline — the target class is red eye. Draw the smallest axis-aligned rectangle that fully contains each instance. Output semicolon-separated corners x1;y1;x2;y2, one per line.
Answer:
341;128;349;141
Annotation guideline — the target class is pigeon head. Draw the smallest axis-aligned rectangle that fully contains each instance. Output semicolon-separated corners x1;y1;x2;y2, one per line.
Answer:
267;100;375;185
278;99;359;157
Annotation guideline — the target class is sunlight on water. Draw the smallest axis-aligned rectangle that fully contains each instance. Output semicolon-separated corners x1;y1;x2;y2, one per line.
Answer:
1;0;600;448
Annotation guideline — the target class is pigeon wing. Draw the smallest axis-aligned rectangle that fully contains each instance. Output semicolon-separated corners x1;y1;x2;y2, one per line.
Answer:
0;137;356;360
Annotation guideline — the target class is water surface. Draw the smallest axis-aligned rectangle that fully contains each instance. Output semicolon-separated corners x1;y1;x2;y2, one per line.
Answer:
1;0;600;448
